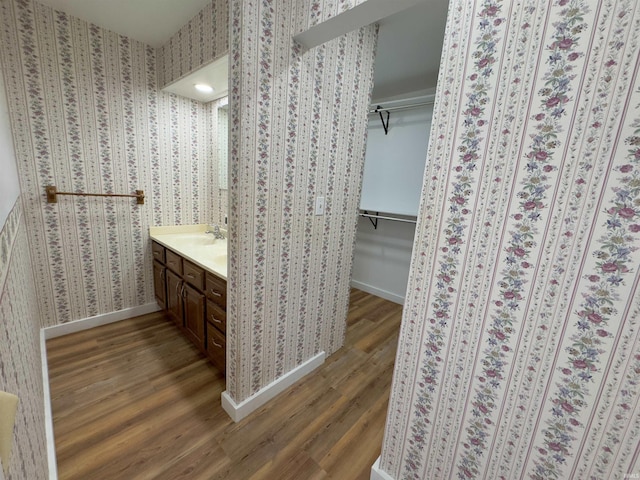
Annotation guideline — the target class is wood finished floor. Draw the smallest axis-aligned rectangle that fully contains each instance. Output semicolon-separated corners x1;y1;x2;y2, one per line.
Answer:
46;289;402;480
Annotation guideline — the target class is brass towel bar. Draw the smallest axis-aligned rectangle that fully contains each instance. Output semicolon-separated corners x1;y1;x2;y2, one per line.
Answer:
45;185;144;204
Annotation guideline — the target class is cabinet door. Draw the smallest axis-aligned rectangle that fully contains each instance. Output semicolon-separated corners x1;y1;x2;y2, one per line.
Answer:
184;284;205;349
206;322;226;373
166;269;183;327
153;260;166;309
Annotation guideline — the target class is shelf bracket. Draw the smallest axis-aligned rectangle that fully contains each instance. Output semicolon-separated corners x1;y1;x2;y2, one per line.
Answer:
376;106;390;135
363;210;379;229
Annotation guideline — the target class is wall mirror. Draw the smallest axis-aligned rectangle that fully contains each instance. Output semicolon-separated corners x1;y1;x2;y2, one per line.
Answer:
160;54;229;193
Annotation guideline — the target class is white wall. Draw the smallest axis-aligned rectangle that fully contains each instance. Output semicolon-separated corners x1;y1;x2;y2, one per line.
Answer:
353;94;432;304
359;96;432;216
351;216;415;304
0;62;20;224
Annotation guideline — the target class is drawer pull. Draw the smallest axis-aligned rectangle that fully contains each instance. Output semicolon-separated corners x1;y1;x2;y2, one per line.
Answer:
210;338;223;348
153;251;160;257
187;273;195;278
210;315;222;324
209;289;222;297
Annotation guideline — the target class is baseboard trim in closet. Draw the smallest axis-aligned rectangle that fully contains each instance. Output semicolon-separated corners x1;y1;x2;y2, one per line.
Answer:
370;457;396;480
221;351;326;422
350;280;405;305
43;302;161;339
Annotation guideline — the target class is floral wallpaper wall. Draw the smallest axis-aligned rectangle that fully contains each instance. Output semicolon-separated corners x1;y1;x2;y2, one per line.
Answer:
307;0;369;25
378;1;640;479
0;0;227;325
156;0;229;89
1;61;46;478
0;202;47;480
227;0;377;401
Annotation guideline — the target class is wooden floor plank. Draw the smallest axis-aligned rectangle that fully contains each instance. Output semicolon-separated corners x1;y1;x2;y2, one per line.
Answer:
47;289;403;479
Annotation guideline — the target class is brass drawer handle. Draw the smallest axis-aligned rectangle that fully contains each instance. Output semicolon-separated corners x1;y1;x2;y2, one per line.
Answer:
209;289;222;297
210;315;222;324
210;339;223;348
187;273;195;278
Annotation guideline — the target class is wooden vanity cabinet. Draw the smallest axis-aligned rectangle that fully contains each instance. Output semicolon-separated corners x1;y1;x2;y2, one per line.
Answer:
165;269;183;328
183;284;205;347
152;241;165;263
152;261;166;309
183;260;205;290
205;271;226;307
206;321;226;373
165;249;183;275
206;300;226;334
205;271;227;372
152;240;226;373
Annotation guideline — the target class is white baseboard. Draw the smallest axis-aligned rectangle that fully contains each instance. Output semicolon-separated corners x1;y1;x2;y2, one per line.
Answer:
221;351;326;422
370;457;395;480
43;302;161;339
40;331;57;480
350;280;405;305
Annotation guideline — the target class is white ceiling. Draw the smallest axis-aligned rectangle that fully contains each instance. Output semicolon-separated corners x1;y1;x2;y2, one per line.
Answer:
33;0;448;103
372;0;448;101
163;55;229;102
35;0;212;47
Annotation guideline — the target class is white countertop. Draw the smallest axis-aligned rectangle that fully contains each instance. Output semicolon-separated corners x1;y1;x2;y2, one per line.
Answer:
150;224;228;280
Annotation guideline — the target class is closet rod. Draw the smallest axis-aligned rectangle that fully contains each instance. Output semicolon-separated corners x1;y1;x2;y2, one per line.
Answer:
359;212;417;224
368;101;432;114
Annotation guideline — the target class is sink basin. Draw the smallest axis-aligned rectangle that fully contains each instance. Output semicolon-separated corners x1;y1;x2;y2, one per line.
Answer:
190;244;227;265
151;229;228;279
160;232;224;248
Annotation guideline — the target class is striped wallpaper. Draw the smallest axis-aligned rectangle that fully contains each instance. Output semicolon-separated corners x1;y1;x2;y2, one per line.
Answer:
378;1;640;479
0;0;228;325
0;47;46;480
226;0;377;401
5;2;637;477
157;0;229;89
0;201;47;480
308;0;370;26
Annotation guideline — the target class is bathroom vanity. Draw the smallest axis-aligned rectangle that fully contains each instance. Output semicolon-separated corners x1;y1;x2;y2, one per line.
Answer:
150;225;227;373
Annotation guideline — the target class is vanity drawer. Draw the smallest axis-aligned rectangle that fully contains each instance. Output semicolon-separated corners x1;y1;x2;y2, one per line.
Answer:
206;322;226;373
183;260;205;290
206;299;226;334
165;249;183;275
205;272;226;307
152;241;165;264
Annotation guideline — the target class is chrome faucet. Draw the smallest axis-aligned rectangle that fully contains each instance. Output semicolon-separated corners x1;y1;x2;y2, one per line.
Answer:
205;224;226;240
